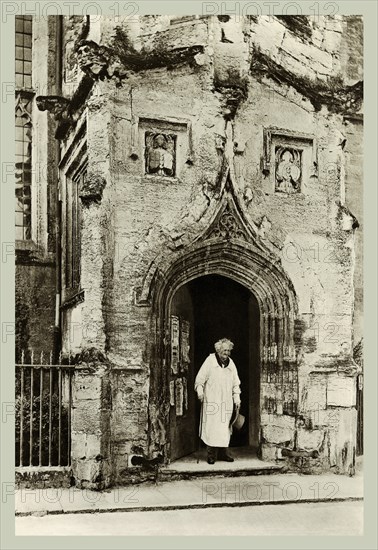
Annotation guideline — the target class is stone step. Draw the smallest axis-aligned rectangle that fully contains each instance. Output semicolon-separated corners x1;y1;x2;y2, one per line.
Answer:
159;448;284;481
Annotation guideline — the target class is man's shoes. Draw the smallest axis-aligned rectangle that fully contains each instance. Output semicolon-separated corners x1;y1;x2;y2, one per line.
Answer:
218;453;234;462
207;446;216;464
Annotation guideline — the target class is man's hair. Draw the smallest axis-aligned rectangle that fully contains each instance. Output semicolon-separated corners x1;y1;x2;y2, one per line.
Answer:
214;338;234;353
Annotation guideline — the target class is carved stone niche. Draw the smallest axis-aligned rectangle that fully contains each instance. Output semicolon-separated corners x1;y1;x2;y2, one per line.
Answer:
262;128;317;195
130;116;193;180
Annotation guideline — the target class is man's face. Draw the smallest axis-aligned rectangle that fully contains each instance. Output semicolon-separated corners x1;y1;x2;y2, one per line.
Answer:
218;345;232;362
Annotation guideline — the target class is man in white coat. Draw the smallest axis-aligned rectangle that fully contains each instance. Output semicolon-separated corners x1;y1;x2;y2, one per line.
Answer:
195;338;241;464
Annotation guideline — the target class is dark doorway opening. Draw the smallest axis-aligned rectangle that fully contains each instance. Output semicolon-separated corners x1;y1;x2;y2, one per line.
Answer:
189;275;260;449
169;274;260;461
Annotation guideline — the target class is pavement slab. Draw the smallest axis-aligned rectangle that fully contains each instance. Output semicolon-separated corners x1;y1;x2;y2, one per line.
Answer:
15;470;363;516
15;501;364;536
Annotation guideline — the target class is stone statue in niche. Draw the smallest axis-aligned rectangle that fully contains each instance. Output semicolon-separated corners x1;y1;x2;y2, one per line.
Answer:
145;132;176;177
275;147;301;193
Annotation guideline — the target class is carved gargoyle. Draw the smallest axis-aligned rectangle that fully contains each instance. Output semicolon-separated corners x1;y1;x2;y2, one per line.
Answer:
75;40;132;85
76;40;111;80
36;95;72;122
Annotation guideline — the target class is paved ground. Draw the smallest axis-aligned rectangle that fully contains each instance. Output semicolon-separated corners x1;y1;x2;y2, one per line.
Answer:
15;500;363;536
15;470;363;516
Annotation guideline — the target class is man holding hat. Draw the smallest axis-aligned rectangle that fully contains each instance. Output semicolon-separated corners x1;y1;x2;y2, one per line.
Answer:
195;338;242;464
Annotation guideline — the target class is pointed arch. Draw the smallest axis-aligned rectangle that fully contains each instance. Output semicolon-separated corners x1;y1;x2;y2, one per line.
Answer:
146;234;300;460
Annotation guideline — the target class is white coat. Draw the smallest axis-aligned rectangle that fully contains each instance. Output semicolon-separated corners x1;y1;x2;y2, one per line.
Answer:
194;353;241;448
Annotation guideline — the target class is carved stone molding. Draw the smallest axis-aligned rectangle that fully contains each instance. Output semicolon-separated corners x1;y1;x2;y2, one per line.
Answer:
262;127;316;176
262;127;318;195
206;203;249;241
135;263;158;306
196;179;276;261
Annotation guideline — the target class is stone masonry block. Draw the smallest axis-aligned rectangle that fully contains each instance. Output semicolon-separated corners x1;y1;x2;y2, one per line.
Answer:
72;458;100;484
327;408;357;474
260;443;279;462
311;407;341;428
73;371;102;402
71;432;102;459
260;413;296;444
71;399;102;434
327;374;356;407
262;423;295;445
303;375;327;411
71;432;87;460
297;427;325;451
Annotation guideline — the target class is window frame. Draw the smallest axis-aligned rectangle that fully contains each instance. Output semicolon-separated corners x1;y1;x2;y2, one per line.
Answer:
15;15;34;245
62;157;87;302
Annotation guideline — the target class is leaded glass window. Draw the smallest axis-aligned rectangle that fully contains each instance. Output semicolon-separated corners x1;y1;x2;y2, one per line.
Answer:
15;15;33;241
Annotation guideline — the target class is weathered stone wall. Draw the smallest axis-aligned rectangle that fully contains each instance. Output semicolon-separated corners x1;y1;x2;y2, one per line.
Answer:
15;263;56;360
50;15;363;485
344;116;363;347
340;15;363;351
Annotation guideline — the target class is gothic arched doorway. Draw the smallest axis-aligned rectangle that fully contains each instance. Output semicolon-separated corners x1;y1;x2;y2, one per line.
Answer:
146;236;299;464
169;274;260;461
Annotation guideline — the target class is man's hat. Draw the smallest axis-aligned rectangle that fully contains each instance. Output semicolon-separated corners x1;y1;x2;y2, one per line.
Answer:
230;407;245;431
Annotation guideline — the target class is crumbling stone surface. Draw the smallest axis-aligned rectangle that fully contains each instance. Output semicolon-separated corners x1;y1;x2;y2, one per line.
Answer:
15;264;56;360
15;468;73;489
261;414;295;445
71;363;112;489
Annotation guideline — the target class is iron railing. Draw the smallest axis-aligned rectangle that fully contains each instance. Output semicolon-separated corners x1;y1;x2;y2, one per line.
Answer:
15;351;75;467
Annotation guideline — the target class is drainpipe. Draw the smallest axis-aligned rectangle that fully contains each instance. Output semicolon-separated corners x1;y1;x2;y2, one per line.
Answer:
53;15;63;363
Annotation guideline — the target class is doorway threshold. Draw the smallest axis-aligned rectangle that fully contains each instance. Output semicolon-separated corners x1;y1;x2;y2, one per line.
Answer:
160;447;284;481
